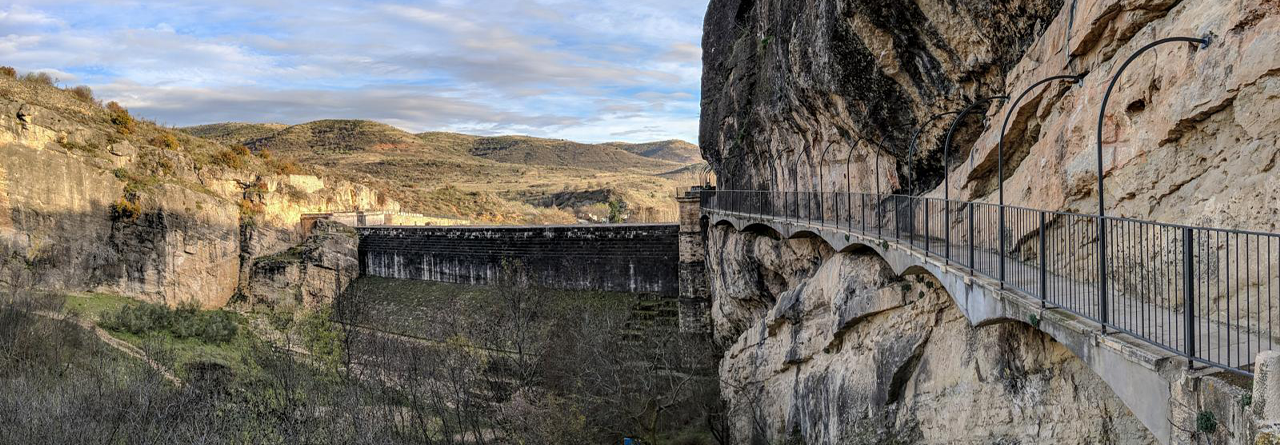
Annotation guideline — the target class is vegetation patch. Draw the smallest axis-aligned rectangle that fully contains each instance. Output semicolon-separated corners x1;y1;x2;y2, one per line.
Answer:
109;198;142;222
66;85;94;103
100;301;239;344
106;101;135;135
150;132;180;151
1196;410;1218;433
212;147;247;169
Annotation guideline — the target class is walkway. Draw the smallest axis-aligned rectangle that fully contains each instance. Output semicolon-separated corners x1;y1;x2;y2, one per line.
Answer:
702;189;1280;444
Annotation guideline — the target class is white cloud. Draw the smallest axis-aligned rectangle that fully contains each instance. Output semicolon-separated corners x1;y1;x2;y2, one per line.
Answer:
3;0;709;143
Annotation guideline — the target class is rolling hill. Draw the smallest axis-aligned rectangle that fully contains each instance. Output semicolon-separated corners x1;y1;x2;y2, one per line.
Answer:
180;120;703;224
466;135;682;172
606;140;701;164
182;122;288;145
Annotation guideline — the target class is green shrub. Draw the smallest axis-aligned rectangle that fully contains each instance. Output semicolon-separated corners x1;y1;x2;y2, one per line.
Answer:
0;66;14;78
102;302;171;335
101;301;238;344
106;101;135;135
1197;410;1218;433
172;305;238;343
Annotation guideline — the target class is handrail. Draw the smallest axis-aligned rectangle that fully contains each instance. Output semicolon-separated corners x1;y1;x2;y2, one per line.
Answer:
699;189;1278;377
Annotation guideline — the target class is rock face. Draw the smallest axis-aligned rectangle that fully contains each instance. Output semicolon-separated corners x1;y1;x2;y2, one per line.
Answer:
709;225;1155;444
0;76;399;307
249;219;359;309
701;0;1067;195
700;0;1280;442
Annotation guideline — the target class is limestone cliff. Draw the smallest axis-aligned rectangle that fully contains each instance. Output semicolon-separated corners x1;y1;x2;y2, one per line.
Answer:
0;76;397;307
248;219;359;310
701;0;1280;443
709;225;1155;443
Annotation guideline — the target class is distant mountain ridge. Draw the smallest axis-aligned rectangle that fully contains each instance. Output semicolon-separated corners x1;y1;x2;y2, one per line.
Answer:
180;120;704;224
184;121;701;170
605;140;701;164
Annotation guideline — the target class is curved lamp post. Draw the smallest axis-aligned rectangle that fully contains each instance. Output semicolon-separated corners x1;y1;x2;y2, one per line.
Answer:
944;96;1010;201
796;151;810;222
996;74;1082;285
772;150;788;219
1095;36;1210;330
816;142;836;226
941;95;1009;263
907;111;961;193
843;141;861;229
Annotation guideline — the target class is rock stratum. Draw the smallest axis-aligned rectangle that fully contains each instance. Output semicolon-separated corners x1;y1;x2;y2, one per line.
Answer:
0;76;399;308
701;0;1278;443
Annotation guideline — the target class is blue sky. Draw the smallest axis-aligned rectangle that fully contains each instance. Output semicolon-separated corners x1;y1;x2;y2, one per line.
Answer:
1;0;707;143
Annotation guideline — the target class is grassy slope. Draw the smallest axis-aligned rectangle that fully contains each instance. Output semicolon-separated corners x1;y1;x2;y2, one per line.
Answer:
182;122;289;145
605;140;702;164
64;293;256;377
340;276;637;339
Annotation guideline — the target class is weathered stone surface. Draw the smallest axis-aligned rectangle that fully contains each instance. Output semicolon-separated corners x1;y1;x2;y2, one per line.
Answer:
712;225;1156;444
702;0;1279;442
701;0;1280;442
0;76;401;307
706;224;831;345
249;219;359;309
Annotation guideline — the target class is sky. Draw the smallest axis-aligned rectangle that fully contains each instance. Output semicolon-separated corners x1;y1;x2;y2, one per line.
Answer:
1;0;707;143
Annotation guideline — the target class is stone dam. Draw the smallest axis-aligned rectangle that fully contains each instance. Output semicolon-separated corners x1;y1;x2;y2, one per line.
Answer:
356;224;680;296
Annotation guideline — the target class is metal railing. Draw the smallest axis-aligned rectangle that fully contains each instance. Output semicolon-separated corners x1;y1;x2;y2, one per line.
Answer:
702;189;1279;376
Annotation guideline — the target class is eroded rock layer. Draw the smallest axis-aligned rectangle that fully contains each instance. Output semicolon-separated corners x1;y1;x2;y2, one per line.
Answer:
701;0;1280;442
0;77;398;307
710;225;1155;444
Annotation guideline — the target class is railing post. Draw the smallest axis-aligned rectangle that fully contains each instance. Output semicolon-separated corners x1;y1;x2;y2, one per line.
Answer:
922;200;928;256
897;197;904;242
1183;227;1196;368
835;192;841;229
999;206;1006;288
1099;217;1109;329
1039;212;1048;308
861;194;867;234
968;204;976;270
945;201;951;264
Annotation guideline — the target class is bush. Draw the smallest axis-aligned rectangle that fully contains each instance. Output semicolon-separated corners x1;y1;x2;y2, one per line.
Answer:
212;149;246;169
231;145;251;157
101;301;238;344
102;302;171;335
150;133;180;150
0;66;14;79
66;85;94;103
106;101;135;135
171;304;238;343
257;149;274;160
238;198;264;218
20;72;55;86
268;158;300;175
110;198;142;222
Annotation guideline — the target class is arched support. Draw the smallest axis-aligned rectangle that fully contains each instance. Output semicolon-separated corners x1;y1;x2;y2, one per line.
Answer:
706;210;1183;443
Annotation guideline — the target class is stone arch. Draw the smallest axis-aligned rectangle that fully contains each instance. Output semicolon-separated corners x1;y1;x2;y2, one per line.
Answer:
703;211;1180;443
